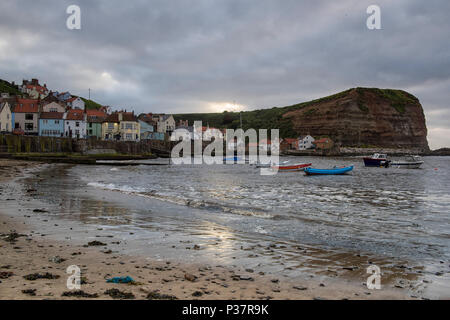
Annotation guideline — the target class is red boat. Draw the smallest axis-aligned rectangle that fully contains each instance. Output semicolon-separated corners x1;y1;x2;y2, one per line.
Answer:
271;163;312;172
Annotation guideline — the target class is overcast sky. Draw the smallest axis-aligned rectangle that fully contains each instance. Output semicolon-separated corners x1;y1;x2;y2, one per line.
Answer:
0;0;449;148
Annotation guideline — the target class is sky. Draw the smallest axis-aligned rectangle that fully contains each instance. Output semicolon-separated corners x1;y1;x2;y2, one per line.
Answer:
0;0;449;149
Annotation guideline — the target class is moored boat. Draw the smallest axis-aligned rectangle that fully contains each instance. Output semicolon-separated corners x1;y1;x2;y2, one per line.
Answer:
272;163;312;172
390;155;424;169
363;153;390;167
304;165;354;175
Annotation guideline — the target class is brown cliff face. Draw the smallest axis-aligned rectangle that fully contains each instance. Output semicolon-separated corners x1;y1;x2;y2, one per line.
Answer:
282;88;429;150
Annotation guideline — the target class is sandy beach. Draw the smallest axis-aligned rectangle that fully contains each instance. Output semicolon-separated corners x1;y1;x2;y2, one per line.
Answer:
0;159;417;300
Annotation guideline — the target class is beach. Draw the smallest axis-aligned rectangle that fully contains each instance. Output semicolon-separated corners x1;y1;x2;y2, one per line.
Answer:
0;158;425;300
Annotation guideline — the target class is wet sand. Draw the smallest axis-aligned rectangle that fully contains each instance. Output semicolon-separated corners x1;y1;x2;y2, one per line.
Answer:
0;159;414;300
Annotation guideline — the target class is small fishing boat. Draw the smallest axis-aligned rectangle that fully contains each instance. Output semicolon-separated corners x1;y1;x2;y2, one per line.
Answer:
304;165;354;175
390;155;424;169
272;163;312;172
363;153;390;167
254;160;289;168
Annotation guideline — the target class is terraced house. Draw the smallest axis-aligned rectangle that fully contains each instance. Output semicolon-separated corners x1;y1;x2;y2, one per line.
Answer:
119;112;140;141
102;113;120;140
39;112;64;137
102;112;140;141
0;100;12;133
12;98;40;135
64;108;87;139
86;109;107;139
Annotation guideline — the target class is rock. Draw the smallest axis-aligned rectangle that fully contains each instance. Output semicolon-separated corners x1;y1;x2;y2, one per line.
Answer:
33;209;48;213
245;269;254;273
49;256;65;264
184;273;197;282
271;279;279;283
284;88;429;151
62;290;99;298
293;286;308;291
0;271;14;279
146;291;178;300
22;289;36;296
23;272;60;281
193;245;201;250
87;241;107;246
192;291;203;297
104;289;135;299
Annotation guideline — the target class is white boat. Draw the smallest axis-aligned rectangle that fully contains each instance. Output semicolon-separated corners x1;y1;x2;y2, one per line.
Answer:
390;155;424;169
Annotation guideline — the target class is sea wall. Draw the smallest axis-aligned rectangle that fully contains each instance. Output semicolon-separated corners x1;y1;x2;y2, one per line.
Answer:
0;134;172;156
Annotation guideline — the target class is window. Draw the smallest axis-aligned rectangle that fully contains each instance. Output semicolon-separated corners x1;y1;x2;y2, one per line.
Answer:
75;122;80;127
125;133;133;140
55;120;60;124
25;114;33;120
125;123;133;129
50;108;57;112
7;114;9;119
108;123;115;130
25;123;33;131
43;120;48;124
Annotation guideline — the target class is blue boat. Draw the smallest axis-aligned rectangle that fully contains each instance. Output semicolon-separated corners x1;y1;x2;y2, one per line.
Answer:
304;165;354;176
223;156;242;163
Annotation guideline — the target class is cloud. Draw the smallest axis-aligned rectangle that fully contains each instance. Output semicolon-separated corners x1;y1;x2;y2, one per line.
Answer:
0;0;449;148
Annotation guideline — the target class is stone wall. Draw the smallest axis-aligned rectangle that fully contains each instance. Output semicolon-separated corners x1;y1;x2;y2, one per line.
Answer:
0;134;74;153
0;134;172;155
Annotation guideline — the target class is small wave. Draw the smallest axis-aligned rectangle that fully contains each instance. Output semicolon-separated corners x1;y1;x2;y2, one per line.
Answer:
87;182;146;193
87;182;273;219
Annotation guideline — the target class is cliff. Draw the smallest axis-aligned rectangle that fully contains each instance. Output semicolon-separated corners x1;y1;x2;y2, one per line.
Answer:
175;87;429;151
283;88;429;150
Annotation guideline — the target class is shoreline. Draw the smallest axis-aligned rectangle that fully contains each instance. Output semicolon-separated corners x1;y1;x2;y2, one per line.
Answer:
0;159;418;300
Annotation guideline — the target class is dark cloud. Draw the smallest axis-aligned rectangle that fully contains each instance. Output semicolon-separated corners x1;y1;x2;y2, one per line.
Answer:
0;0;449;148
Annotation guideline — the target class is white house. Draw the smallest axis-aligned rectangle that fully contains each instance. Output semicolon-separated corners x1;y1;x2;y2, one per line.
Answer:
64;109;87;139
0;101;12;133
298;135;315;150
156;114;176;134
66;97;85;109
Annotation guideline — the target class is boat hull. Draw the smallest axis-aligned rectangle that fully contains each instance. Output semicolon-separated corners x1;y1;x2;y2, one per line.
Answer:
390;161;423;169
363;158;390;167
305;166;354;175
272;163;312;172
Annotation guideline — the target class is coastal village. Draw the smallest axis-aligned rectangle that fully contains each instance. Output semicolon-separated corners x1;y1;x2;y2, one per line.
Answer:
0;78;332;154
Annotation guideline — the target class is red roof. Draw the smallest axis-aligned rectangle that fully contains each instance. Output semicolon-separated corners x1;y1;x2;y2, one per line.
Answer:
40;112;64;120
66;109;85;121
13;99;39;113
283;138;298;144
26;84;48;94
66;97;77;102
104;113;119;122
86;109;106;117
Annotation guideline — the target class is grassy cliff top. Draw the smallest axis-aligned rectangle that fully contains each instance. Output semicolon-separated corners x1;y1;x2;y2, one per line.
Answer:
173;87;421;138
